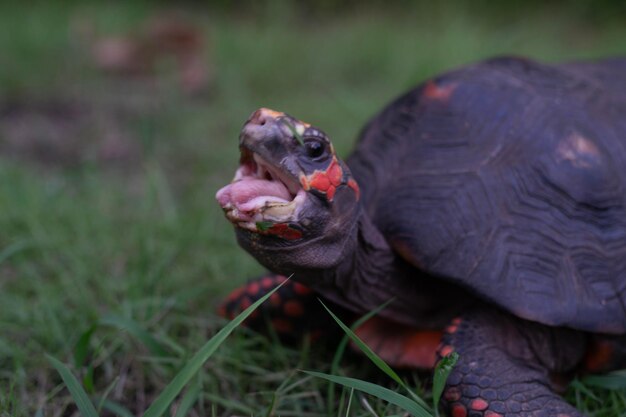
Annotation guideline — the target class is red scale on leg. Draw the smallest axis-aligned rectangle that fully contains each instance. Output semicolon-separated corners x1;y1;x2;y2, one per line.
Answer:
246;281;260;296
226;286;245;302
470;398;489;411
271;318;294;334
283;300;305;317
261;276;275;289
439;345;455;357
292;282;312;295
239;297;252;311
444;387;461;402
269;292;282;307
451;403;467;417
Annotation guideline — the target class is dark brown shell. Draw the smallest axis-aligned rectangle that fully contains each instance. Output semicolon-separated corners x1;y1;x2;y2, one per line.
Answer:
347;57;626;333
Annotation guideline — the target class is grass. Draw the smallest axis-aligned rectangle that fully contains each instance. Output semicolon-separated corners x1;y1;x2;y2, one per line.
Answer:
1;1;626;415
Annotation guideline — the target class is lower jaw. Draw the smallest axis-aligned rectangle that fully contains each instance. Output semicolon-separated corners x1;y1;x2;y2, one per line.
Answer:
227;215;303;240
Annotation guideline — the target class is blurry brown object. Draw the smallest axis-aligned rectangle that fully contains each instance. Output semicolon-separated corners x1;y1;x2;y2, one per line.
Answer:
89;14;210;95
0;99;141;169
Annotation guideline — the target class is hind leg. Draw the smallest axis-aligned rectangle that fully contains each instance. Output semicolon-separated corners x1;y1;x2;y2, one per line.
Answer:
219;273;352;344
439;309;587;417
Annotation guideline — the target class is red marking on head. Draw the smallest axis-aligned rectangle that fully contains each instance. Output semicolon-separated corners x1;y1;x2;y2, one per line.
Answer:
451;403;467;417
283;300;305;317
246;281;260;296
327;159;343;185
470;398;488;411
440;345;454;357
271;318;294;333
269;292;282;307
443;387;461;402
326;185;336;200
266;223;303;240
422;80;457;101
347;179;360;200
299;175;310;190
309;172;331;191
485;412;503;417
584;339;614;372
261;276;275;289
300;157;345;202
292;282;312;295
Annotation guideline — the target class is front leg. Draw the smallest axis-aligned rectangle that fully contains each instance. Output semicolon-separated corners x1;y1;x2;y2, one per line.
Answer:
219;273;351;344
439;309;587;417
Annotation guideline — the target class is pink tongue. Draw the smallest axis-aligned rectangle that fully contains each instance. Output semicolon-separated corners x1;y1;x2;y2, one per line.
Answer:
216;178;291;210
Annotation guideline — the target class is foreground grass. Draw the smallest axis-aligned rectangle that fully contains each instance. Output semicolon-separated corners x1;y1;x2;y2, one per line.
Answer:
1;1;626;415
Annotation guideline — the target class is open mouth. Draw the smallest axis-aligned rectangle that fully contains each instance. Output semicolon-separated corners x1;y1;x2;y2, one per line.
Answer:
216;148;306;232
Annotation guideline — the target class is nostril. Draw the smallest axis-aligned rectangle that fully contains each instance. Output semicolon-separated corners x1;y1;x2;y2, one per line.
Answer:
247;108;282;127
247;109;265;126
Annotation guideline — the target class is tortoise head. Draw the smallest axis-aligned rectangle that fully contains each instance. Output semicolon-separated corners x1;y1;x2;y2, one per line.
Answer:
216;108;361;274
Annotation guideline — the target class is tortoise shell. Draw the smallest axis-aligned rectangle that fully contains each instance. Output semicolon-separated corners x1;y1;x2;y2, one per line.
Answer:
347;57;626;333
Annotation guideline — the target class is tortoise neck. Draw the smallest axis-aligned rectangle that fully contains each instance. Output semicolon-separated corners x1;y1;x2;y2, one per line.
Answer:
315;210;403;316
317;209;476;328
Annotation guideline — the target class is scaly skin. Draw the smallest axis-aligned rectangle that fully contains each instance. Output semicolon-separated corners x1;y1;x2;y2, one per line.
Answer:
438;309;587;417
219;274;350;344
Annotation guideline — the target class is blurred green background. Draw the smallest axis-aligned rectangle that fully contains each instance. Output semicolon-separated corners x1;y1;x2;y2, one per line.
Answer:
0;1;625;416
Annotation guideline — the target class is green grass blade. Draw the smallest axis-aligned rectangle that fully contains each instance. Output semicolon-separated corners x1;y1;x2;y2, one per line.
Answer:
173;382;201;417
280;118;304;146
328;299;394;414
432;352;458;411
0;239;33;265
142;278;288;417
330;299;395;373
99;315;169;357
73;325;96;368
569;379;602;403
46;354;99;417
97;399;135;417
319;300;403;386
582;370;626;390
304;371;432;417
319;299;430;409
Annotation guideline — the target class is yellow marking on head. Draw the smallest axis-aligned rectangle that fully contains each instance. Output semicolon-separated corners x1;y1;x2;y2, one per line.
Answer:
258;108;285;119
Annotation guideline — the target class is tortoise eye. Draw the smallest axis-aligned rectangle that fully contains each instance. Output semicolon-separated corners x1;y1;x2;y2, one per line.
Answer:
304;140;326;159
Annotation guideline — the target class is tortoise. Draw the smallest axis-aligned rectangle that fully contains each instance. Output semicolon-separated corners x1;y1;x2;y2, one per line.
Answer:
216;56;626;417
